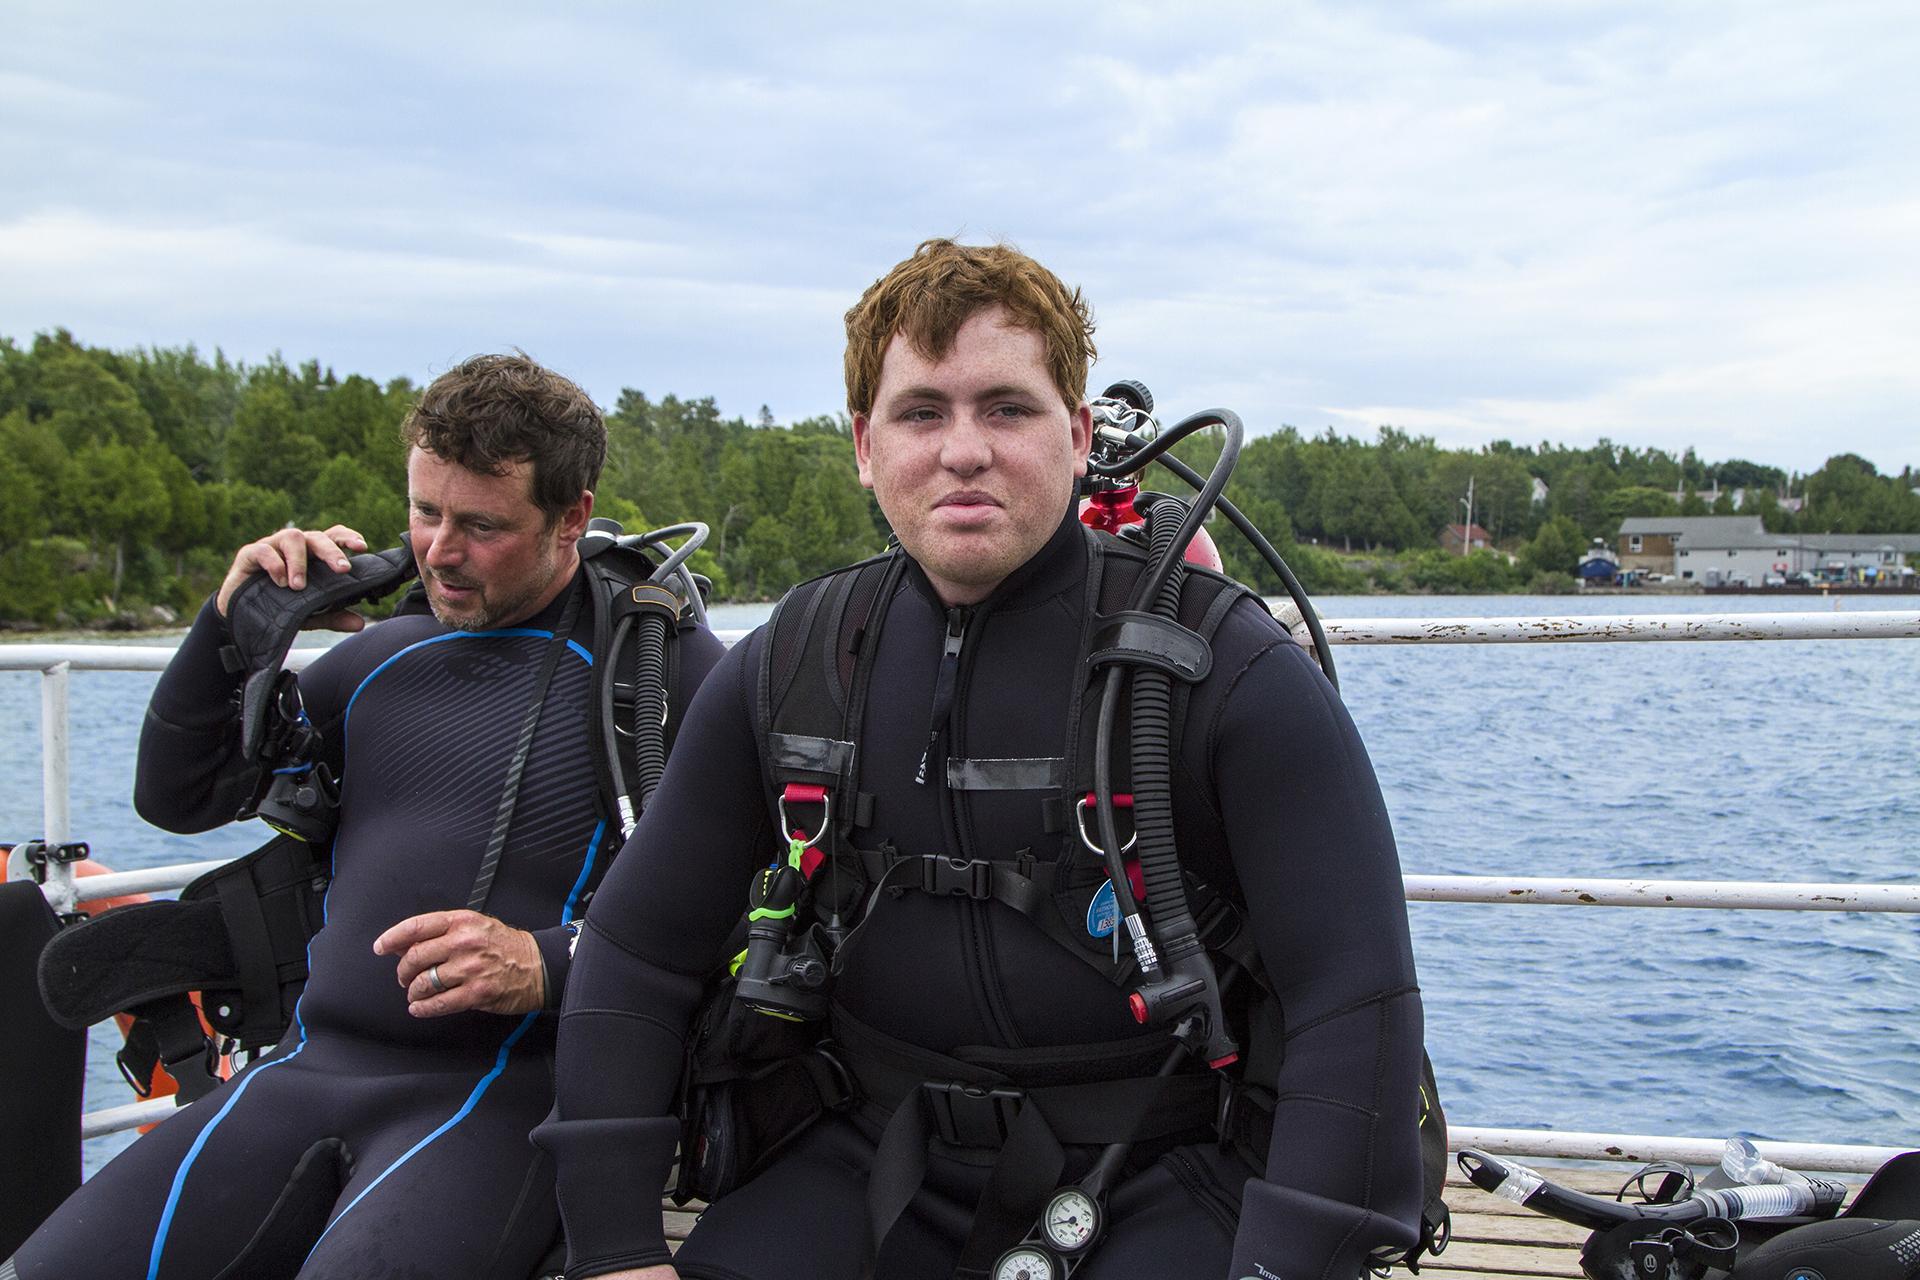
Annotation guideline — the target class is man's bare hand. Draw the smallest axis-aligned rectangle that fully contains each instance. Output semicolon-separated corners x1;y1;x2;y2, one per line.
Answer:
216;525;370;630
373;910;547;1017
592;1270;678;1280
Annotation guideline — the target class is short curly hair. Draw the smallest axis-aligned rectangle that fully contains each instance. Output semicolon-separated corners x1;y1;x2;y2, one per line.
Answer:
401;353;605;522
844;238;1096;417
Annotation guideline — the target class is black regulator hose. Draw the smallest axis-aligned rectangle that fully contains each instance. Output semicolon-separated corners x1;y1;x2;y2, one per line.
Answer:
1090;406;1337;689
1456;1150;1847;1233
1091;664;1152;975
591;521;706;838
596;612;652;839
1126;409;1243;606
629;610;672;812
1145;454;1339;691
1091;416;1246;1064
1132;497;1198;945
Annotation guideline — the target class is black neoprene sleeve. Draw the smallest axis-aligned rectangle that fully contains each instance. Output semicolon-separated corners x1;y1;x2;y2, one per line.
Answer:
134;599;262;834
1193;614;1425;1276
536;640;773;1274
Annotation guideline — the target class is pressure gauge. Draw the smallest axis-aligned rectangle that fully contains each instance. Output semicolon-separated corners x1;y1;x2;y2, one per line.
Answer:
993;1245;1057;1280
1041;1187;1102;1254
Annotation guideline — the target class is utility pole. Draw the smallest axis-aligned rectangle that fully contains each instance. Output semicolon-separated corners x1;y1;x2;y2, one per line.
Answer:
1459;474;1475;556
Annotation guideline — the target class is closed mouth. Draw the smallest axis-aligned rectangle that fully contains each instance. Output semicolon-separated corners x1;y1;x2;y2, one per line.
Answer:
936;491;1001;509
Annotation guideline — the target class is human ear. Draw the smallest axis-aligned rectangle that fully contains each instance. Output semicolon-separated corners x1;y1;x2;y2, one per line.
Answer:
853;413;876;490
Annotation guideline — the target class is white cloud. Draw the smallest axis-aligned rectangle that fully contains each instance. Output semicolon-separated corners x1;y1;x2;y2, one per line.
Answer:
0;1;1914;470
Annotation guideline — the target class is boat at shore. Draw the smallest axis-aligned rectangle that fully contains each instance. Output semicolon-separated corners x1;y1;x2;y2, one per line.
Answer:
6;605;1920;1278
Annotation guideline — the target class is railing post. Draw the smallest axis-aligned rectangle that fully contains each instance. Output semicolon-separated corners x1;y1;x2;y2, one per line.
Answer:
39;660;78;916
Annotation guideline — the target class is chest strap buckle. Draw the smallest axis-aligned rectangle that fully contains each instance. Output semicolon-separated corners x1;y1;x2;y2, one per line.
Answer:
917;855;994;899
923;1081;1025;1148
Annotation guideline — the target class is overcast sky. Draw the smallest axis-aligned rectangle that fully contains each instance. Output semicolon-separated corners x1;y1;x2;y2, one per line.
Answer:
3;1;1914;475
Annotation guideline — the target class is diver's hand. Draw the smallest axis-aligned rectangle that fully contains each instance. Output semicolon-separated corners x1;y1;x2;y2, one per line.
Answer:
375;910;548;1017
593;1270;679;1280
216;524;369;630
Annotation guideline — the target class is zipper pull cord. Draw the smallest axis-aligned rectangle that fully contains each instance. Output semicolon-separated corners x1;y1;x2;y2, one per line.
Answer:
915;606;967;785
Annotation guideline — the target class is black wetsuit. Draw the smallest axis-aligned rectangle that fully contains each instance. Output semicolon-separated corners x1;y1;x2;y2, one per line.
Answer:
8;572;723;1280
536;512;1425;1280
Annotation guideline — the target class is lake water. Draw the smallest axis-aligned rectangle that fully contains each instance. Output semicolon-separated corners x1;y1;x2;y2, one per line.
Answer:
5;591;1918;1177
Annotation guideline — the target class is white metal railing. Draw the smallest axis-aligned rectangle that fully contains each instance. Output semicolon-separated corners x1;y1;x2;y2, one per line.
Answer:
1403;875;1920;912
1317;609;1920;645
7;612;1920;1167
1449;1128;1908;1175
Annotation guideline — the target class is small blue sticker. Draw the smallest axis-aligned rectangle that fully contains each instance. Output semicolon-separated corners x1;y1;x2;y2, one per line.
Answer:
1087;880;1118;938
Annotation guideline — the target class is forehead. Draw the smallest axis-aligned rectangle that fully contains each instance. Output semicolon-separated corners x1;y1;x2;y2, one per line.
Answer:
875;307;1053;399
406;447;537;513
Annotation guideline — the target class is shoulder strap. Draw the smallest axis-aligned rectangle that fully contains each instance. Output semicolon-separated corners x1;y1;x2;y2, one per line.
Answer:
757;552;904;837
1062;531;1257;827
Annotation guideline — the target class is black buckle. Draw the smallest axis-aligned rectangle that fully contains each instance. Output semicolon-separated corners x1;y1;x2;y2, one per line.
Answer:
810;1044;859;1112
1217;1081;1274;1163
19;839;90;879
923;1081;1024;1148
918;856;992;899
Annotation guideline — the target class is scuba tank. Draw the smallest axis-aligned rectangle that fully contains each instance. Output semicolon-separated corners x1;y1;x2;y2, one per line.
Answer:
1078;380;1223;572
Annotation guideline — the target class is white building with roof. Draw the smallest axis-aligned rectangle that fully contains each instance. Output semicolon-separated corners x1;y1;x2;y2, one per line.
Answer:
1616;516;1920;585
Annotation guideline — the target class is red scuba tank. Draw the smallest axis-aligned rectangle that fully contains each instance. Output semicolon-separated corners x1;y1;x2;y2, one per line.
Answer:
1080;486;1223;572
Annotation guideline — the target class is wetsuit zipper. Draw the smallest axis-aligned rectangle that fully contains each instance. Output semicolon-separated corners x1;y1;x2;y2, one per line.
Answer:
915;606;968;786
936;603;1026;1049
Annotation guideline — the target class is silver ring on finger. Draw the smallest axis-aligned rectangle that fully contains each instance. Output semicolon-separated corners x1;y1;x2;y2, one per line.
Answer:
427;964;447;994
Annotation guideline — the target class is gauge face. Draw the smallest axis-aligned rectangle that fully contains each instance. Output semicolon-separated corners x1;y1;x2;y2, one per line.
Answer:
993;1246;1056;1280
1042;1188;1101;1253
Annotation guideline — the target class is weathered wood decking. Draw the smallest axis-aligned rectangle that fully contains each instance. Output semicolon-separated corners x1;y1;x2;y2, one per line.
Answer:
1415;1164;1598;1279
657;1165;1685;1278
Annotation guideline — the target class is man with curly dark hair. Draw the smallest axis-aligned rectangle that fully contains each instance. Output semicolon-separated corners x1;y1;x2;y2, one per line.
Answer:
9;353;724;1280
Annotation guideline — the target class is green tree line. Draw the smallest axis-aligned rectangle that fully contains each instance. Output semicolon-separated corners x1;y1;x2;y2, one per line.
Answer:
2;330;1916;626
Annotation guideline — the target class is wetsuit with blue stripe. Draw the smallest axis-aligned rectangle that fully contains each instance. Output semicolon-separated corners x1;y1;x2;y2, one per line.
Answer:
7;571;723;1280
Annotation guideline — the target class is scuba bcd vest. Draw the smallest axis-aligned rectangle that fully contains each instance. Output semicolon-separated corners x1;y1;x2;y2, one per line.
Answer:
679;520;1451;1274
36;519;708;1101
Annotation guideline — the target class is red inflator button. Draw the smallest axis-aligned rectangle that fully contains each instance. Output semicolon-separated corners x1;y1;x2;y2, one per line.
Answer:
1128;992;1149;1024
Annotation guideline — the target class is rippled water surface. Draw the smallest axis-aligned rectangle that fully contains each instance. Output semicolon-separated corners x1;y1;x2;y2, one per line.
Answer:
6;592;1917;1176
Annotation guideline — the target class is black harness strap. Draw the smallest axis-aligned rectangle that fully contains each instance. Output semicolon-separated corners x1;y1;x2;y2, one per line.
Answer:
467;579;585;914
1087;610;1213;683
767;732;856;779
117;997;222;1103
837;1006;1219;1276
210;864;280;1049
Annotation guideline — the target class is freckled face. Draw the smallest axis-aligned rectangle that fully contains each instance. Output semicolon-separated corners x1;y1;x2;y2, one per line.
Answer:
853;306;1093;605
406;448;590;630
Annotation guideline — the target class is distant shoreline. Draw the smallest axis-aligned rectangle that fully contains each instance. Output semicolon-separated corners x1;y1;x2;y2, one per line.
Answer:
9;585;1920;642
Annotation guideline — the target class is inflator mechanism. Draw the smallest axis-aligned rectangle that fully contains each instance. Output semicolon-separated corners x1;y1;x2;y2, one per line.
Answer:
733;784;833;1021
